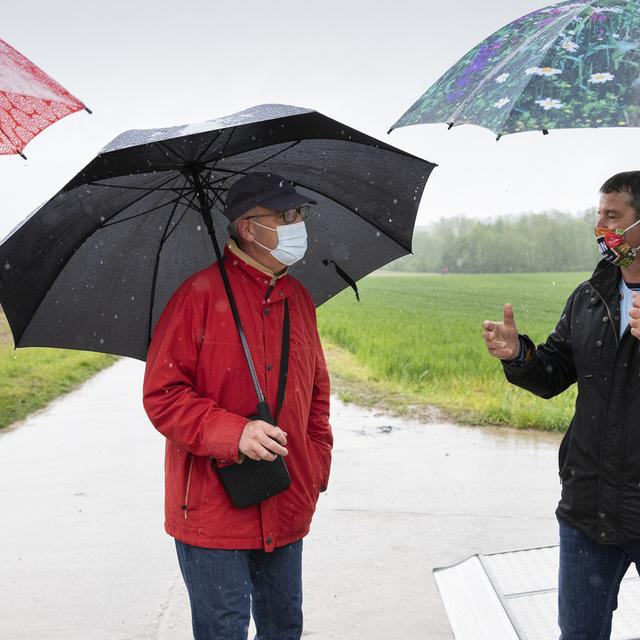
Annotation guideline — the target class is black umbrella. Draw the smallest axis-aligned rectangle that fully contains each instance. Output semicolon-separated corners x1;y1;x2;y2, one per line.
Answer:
0;104;435;361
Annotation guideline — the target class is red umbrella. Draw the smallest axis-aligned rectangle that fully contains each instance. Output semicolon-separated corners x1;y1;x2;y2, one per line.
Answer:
0;39;90;159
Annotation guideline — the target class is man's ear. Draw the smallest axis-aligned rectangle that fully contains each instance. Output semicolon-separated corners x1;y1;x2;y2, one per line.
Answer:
237;219;254;243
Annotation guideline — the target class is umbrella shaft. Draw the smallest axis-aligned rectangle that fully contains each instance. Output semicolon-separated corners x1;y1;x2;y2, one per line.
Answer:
191;169;265;404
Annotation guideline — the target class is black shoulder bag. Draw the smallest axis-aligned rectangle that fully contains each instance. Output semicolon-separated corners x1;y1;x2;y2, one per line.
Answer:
212;301;291;508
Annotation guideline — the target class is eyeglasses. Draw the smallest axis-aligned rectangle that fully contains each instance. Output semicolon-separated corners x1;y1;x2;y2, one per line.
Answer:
247;205;310;225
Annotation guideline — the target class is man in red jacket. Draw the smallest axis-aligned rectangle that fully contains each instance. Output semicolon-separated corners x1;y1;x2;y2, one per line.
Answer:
143;172;333;640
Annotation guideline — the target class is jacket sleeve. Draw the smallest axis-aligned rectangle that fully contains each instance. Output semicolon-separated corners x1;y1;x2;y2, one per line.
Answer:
502;292;577;399
307;306;333;492
142;279;248;462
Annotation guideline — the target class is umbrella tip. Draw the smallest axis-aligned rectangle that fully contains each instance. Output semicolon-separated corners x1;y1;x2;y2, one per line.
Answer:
495;134;502;142
447;122;454;130
18;151;27;160
542;129;549;136
84;106;93;115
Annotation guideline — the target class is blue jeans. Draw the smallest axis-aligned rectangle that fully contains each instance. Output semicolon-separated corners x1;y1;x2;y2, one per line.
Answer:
558;518;640;639
175;539;303;640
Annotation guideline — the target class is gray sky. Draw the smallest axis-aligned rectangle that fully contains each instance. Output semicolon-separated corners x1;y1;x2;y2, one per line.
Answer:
0;0;630;239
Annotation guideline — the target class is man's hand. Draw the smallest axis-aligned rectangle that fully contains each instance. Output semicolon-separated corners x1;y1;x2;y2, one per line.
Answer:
238;420;288;462
629;293;640;340
482;303;520;360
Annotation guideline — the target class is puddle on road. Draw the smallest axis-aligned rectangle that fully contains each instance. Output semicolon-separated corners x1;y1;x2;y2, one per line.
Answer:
336;396;562;448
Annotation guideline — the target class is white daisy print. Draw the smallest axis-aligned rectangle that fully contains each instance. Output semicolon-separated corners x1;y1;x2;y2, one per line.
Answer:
495;73;510;83
561;40;579;53
535;97;564;110
494;98;511;108
525;67;562;76
588;72;615;83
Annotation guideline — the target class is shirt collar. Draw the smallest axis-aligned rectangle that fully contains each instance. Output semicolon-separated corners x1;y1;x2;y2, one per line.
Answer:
227;239;288;280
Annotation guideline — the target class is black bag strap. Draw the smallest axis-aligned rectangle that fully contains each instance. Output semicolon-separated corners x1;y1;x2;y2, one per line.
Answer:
274;299;289;421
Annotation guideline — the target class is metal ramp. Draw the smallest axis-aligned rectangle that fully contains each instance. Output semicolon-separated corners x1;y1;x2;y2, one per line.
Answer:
434;546;640;639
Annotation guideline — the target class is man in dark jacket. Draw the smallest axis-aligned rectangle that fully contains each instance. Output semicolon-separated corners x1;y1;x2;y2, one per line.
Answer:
482;171;640;640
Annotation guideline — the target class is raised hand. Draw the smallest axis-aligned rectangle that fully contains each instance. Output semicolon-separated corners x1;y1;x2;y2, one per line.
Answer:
482;303;520;360
629;293;640;341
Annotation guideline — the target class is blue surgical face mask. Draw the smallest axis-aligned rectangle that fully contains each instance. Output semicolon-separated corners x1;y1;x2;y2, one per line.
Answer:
252;220;308;266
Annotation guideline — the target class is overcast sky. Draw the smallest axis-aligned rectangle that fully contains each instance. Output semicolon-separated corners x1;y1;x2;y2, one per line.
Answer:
0;0;631;239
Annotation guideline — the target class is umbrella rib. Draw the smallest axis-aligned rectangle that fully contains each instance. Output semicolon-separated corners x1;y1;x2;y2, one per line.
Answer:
195;129;226;164
206;141;302;186
199;127;238;190
0;122;20;155
205;136;414;251
86;182;182;192
12;172;184;347
291;176;414;253
202;139;411;251
153;143;184;168
161;191;200;244
85;173;186;226
146;178;193;347
157;141;187;164
99;192;195;228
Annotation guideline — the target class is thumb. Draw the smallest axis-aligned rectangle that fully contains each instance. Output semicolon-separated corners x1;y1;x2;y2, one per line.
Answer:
503;303;516;328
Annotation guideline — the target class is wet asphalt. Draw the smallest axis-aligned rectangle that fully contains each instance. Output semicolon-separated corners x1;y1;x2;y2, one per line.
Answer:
0;358;562;639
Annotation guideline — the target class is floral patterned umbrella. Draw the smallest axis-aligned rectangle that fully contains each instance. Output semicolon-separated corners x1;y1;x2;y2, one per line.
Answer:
389;0;640;139
0;39;89;159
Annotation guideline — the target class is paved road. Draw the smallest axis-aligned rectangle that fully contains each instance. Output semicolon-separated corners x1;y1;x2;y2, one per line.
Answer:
0;359;562;639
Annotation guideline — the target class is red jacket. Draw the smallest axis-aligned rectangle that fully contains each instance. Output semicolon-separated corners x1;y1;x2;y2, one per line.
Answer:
143;243;332;552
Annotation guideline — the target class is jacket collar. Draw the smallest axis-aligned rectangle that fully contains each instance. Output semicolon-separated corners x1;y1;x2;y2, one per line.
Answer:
226;240;287;279
224;241;291;301
590;259;622;299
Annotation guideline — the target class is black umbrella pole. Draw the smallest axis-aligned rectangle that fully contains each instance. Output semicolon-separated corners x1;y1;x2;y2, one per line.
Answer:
190;169;265;404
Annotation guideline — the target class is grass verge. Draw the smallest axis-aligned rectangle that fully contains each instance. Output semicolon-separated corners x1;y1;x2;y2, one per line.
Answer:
318;272;590;431
0;312;118;429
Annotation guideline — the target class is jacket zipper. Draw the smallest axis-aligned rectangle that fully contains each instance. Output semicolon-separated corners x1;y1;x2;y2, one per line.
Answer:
591;284;619;346
592;281;626;539
181;454;194;519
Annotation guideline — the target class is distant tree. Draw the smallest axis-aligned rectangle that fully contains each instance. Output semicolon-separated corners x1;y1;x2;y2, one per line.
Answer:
383;209;599;274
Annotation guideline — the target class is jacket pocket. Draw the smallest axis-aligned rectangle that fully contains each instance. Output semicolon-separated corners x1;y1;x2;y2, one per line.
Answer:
181;454;195;519
305;437;323;493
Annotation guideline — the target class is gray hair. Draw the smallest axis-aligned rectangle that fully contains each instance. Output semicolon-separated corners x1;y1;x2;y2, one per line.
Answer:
227;219;241;242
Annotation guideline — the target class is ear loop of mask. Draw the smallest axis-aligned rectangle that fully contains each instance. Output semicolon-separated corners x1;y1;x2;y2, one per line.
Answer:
249;219;276;253
623;218;640;249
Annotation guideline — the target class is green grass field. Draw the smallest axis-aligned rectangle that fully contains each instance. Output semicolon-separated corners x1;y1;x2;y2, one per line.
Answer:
0;313;117;429
317;271;591;431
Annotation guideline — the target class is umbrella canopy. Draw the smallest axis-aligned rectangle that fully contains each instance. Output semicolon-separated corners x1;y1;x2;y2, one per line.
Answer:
0;39;88;159
0;104;435;361
390;0;640;138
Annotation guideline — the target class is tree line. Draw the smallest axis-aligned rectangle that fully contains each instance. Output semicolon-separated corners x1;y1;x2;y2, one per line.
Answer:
384;210;600;273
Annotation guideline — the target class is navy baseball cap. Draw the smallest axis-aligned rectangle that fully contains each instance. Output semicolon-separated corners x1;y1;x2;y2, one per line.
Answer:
223;172;317;222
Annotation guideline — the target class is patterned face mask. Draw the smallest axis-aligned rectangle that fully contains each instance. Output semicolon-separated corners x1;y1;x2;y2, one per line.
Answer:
595;219;640;268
